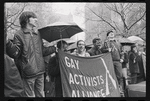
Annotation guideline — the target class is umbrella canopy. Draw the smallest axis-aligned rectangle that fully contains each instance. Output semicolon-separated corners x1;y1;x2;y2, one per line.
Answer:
117;37;135;46
127;36;144;42
134;40;145;46
38;21;83;43
127;36;145;46
43;38;75;47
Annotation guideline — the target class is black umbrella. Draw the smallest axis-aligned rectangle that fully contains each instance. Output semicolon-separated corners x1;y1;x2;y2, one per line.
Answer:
38;21;83;43
117;37;135;46
43;38;75;47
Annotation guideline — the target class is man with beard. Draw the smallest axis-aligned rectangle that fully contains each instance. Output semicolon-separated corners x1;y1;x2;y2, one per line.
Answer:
88;38;109;56
48;40;69;97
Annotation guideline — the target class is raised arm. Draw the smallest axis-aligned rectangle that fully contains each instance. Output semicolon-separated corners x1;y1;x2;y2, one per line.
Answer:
6;33;23;59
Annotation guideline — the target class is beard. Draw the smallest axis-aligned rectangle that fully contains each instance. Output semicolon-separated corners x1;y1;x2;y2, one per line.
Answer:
96;45;101;50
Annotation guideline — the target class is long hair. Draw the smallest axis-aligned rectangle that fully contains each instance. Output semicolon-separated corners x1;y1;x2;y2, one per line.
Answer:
19;11;37;28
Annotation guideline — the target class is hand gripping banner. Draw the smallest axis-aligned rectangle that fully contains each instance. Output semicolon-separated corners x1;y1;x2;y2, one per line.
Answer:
58;50;120;97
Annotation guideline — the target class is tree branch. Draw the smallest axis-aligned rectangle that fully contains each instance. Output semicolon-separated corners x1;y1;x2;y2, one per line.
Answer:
86;6;116;31
122;3;130;11
135;33;145;41
7;21;20;27
112;21;122;33
114;3;119;13
85;18;104;22
9;25;18;31
6;3;26;29
120;3;124;10
140;25;146;33
105;4;128;32
125;8;136;16
128;11;146;30
7;10;20;19
123;3;133;12
105;4;122;17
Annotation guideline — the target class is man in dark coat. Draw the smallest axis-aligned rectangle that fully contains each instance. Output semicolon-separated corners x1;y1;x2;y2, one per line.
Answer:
44;54;56;97
48;40;68;97
6;11;56;97
136;51;146;83
128;45;140;84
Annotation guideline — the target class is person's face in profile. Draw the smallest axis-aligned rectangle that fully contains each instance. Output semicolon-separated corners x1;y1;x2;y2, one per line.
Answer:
29;17;38;27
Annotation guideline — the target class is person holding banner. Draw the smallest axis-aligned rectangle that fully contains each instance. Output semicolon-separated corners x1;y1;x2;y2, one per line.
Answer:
72;40;90;57
88;37;109;56
48;40;68;97
103;30;124;96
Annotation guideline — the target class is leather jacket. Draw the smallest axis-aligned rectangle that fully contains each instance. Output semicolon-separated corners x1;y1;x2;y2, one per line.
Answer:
6;28;56;78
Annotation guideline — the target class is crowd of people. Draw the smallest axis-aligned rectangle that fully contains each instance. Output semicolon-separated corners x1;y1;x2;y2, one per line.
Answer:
4;11;146;97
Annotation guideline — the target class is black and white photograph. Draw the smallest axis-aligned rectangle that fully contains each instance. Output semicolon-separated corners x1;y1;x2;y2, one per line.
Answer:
4;2;146;97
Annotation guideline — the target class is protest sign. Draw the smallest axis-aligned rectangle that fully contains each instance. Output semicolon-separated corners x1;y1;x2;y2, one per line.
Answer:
58;50;120;97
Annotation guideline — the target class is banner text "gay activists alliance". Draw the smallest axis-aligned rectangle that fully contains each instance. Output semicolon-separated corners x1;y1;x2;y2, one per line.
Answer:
58;50;120;97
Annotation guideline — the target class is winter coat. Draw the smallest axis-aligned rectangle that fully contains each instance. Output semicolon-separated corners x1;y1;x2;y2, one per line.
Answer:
128;51;140;74
121;52;128;68
48;53;63;97
137;53;146;80
4;54;24;97
6;28;56;78
44;54;56;97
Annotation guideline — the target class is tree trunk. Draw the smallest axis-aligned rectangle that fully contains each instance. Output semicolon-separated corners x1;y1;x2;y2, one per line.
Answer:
122;28;128;38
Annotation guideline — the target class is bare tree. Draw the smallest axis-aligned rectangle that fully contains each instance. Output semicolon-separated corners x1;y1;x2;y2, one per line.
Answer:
78;3;145;39
5;3;27;34
84;5;117;32
103;3;145;37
